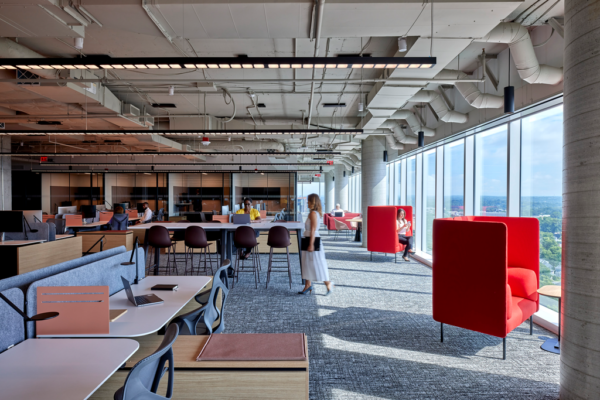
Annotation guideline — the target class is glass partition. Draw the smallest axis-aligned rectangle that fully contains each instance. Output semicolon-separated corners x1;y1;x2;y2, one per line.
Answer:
423;149;436;254
41;173;105;214
105;173;167;214
231;172;296;219
475;125;508;216
521;105;563;312
443;140;465;217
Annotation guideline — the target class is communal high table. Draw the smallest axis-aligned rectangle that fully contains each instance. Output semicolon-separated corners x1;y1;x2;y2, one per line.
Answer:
129;221;304;276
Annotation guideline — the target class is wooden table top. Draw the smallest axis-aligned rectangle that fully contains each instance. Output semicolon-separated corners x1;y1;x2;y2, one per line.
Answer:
55;234;74;240
346;218;363;222
537;285;561;298
128;335;309;369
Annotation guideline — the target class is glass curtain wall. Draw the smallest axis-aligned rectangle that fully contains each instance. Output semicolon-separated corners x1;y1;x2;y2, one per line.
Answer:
520;105;563;312
168;173;231;219
386;98;564;318
41;172;105;214
105;173;167;215
475;125;508;216
231;173;296;219
443;140;465;217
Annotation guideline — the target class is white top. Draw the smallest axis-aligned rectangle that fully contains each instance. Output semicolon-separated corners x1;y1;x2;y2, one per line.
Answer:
38;276;210;338
397;219;410;235
143;207;153;222
0;338;139;400
304;211;321;237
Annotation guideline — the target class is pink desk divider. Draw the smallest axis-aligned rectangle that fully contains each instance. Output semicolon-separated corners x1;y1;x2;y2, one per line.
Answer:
36;286;110;336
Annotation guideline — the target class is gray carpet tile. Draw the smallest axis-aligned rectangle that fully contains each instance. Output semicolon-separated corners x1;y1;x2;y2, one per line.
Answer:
150;231;560;400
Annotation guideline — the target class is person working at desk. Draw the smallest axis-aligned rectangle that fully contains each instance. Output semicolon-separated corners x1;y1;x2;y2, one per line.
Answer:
330;204;345;217
141;202;153;224
108;206;129;230
236;197;261;259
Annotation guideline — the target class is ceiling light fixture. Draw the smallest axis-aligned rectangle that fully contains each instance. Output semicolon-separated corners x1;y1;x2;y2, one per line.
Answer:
0;129;363;137
504;48;515;114
201;136;210;146
0;57;436;71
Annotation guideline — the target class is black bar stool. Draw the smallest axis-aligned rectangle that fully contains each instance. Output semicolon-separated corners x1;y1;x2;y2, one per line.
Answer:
171;220;190;265
204;220;222;266
184;226;214;276
146;225;178;276
266;226;292;289
233;225;260;288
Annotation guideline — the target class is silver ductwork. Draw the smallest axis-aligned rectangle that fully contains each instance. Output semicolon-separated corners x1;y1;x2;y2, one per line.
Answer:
408;90;468;123
480;22;563;85
385;112;435;137
436;70;504;109
182;140;285;152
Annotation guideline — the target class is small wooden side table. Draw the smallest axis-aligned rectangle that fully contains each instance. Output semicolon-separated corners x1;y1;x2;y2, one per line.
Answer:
537;285;561;354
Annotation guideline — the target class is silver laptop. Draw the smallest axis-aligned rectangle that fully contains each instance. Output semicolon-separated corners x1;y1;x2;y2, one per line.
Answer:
121;276;163;307
232;214;251;224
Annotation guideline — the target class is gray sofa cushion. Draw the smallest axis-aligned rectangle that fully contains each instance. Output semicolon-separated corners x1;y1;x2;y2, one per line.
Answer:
0;288;25;352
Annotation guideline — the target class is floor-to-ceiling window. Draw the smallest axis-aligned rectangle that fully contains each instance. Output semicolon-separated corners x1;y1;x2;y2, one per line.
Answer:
520;105;563;312
443;140;465;217
422;149;436;254
406;156;416;210
394;161;402;205
475;125;508;216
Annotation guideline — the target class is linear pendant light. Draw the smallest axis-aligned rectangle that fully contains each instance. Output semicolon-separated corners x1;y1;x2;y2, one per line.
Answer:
0;57;436;71
0;129;363;136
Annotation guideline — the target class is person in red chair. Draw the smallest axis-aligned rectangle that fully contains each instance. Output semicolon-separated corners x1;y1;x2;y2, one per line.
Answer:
396;208;415;261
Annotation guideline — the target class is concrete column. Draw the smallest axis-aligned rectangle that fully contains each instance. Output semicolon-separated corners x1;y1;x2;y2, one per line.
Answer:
0;137;11;210
325;171;335;213
334;164;348;211
361;136;387;248
561;1;600;398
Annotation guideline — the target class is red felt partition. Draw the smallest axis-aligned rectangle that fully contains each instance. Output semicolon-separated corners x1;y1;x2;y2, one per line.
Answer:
367;206;412;254
432;216;539;338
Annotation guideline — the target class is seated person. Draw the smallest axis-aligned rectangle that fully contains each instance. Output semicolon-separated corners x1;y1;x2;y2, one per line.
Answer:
397;208;415;262
330;204;345;217
108;206;129;230
236;197;261;259
140;202;153;224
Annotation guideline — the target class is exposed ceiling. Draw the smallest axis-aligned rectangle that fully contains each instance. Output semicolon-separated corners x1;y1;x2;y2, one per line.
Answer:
0;0;565;173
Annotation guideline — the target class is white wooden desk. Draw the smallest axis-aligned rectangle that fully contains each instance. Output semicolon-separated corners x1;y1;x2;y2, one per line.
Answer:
0;338;139;400
0;239;45;246
38;276;211;338
130;222;304;276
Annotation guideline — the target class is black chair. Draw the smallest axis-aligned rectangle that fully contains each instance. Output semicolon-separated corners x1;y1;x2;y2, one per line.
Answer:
169;260;230;335
184;226;213;275
146;225;178;276
233;225;261;289
266;226;293;289
114;324;179;400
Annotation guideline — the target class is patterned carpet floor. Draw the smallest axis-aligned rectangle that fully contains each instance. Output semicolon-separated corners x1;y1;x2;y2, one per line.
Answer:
162;231;561;400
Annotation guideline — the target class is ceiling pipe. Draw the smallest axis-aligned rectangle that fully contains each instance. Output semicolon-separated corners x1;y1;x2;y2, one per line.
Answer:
306;0;326;129
0;38;57;80
385;134;405;150
386;111;435;136
408;90;468;123
179;140;285;152
479;22;563;85
436;69;504;108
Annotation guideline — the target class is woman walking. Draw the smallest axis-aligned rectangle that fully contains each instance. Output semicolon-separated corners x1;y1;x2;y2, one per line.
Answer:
299;193;333;296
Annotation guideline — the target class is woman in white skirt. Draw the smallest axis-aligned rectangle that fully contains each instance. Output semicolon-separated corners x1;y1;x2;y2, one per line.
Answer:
299;193;333;296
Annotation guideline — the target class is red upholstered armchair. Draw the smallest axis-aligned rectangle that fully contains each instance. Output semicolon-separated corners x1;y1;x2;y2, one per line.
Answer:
325;212;361;233
432;216;539;359
367;206;413;262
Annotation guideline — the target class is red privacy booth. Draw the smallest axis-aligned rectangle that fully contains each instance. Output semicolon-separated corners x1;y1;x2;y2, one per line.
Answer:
432;216;539;359
367;206;412;262
324;212;361;232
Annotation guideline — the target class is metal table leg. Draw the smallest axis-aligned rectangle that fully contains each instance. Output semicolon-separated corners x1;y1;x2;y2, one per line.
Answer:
296;228;304;284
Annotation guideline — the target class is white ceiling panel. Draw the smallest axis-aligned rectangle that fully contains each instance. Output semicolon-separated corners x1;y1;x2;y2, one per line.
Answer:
0;4;83;38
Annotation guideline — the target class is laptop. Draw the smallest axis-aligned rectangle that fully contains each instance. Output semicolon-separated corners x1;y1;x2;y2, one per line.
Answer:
120;276;164;307
232;214;251;224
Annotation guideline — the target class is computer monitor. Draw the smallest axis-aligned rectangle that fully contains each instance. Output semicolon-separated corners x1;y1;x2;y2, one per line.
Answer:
61;201;72;207
19;210;43;225
137;203;145;213
221;205;229;215
80;205;97;219
234;204;241;212
58;206;77;215
0;211;24;241
96;204;106;211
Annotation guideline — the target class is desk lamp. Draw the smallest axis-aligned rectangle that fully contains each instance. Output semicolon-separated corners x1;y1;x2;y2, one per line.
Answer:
0;292;58;338
23;216;38;240
121;237;140;284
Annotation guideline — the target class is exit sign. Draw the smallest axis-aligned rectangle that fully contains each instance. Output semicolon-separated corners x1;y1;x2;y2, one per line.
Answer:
326;160;333;165
40;156;48;162
314;174;321;177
